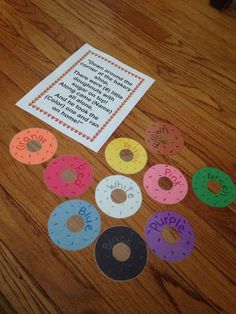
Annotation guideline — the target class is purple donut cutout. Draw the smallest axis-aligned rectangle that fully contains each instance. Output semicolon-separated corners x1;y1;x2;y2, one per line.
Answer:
145;211;195;262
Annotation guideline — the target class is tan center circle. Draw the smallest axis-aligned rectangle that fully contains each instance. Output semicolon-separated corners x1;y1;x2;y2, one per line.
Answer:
207;180;222;194
26;140;42;152
112;242;131;262
119;149;134;162
67;215;84;232
158;177;173;191
157;132;171;144
61;168;77;183
162;227;180;244
111;189;127;204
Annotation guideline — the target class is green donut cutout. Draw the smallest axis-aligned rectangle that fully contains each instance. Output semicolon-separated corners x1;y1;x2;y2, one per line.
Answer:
192;167;236;208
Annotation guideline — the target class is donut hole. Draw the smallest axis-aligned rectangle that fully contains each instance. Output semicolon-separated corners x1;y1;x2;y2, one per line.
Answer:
111;189;127;204
158;177;173;191
162;227;179;244
119;149;134;162
67;215;84;232
112;242;131;262
26;140;42;152
207;180;222;194
61;168;77;183
157;132;171;144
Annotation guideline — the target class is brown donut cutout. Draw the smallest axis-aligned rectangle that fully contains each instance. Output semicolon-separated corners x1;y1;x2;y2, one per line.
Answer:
145;121;184;155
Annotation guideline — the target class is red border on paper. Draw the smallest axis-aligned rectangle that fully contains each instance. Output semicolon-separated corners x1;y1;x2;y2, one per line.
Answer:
28;50;144;142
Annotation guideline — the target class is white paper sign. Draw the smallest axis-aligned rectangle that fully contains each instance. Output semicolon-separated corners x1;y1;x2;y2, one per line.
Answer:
16;44;154;152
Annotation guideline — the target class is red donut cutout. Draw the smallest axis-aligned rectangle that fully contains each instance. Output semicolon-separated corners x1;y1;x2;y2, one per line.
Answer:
44;155;93;197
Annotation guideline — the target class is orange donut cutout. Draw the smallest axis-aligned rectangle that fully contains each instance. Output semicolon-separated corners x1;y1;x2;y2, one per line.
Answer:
9;128;57;165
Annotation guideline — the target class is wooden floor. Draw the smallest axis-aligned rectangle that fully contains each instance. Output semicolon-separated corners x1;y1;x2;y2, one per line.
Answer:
1;0;236;313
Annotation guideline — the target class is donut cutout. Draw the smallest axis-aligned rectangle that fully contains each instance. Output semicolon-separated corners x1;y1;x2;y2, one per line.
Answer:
192;167;236;207
9;128;57;165
95;175;142;218
145;121;184;155
48;200;101;251
143;164;188;204
95;226;147;281
146;211;195;262
44;155;93;197
105;138;147;174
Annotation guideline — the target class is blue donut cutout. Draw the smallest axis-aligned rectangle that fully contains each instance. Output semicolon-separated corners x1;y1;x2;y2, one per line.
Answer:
48;200;101;251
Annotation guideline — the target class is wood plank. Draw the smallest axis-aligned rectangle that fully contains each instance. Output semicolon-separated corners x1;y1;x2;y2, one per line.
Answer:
0;291;17;314
0;240;60;314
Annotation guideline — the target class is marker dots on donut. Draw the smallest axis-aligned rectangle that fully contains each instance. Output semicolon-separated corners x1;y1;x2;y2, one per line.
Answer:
143;164;188;204
95;175;142;218
95;226;147;281
9;128;57;165
105;138;147;174
145;121;184;155
145;211;195;262
44;155;93;197
192;167;236;207
48;200;101;251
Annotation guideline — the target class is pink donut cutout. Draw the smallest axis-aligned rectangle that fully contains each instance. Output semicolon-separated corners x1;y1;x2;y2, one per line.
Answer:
44;155;93;197
143;164;188;204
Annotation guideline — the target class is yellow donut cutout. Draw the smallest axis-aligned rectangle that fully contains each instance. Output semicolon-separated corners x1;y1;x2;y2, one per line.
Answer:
105;138;147;174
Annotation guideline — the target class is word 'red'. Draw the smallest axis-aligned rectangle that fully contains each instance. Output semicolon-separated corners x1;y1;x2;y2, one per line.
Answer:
70;164;86;188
